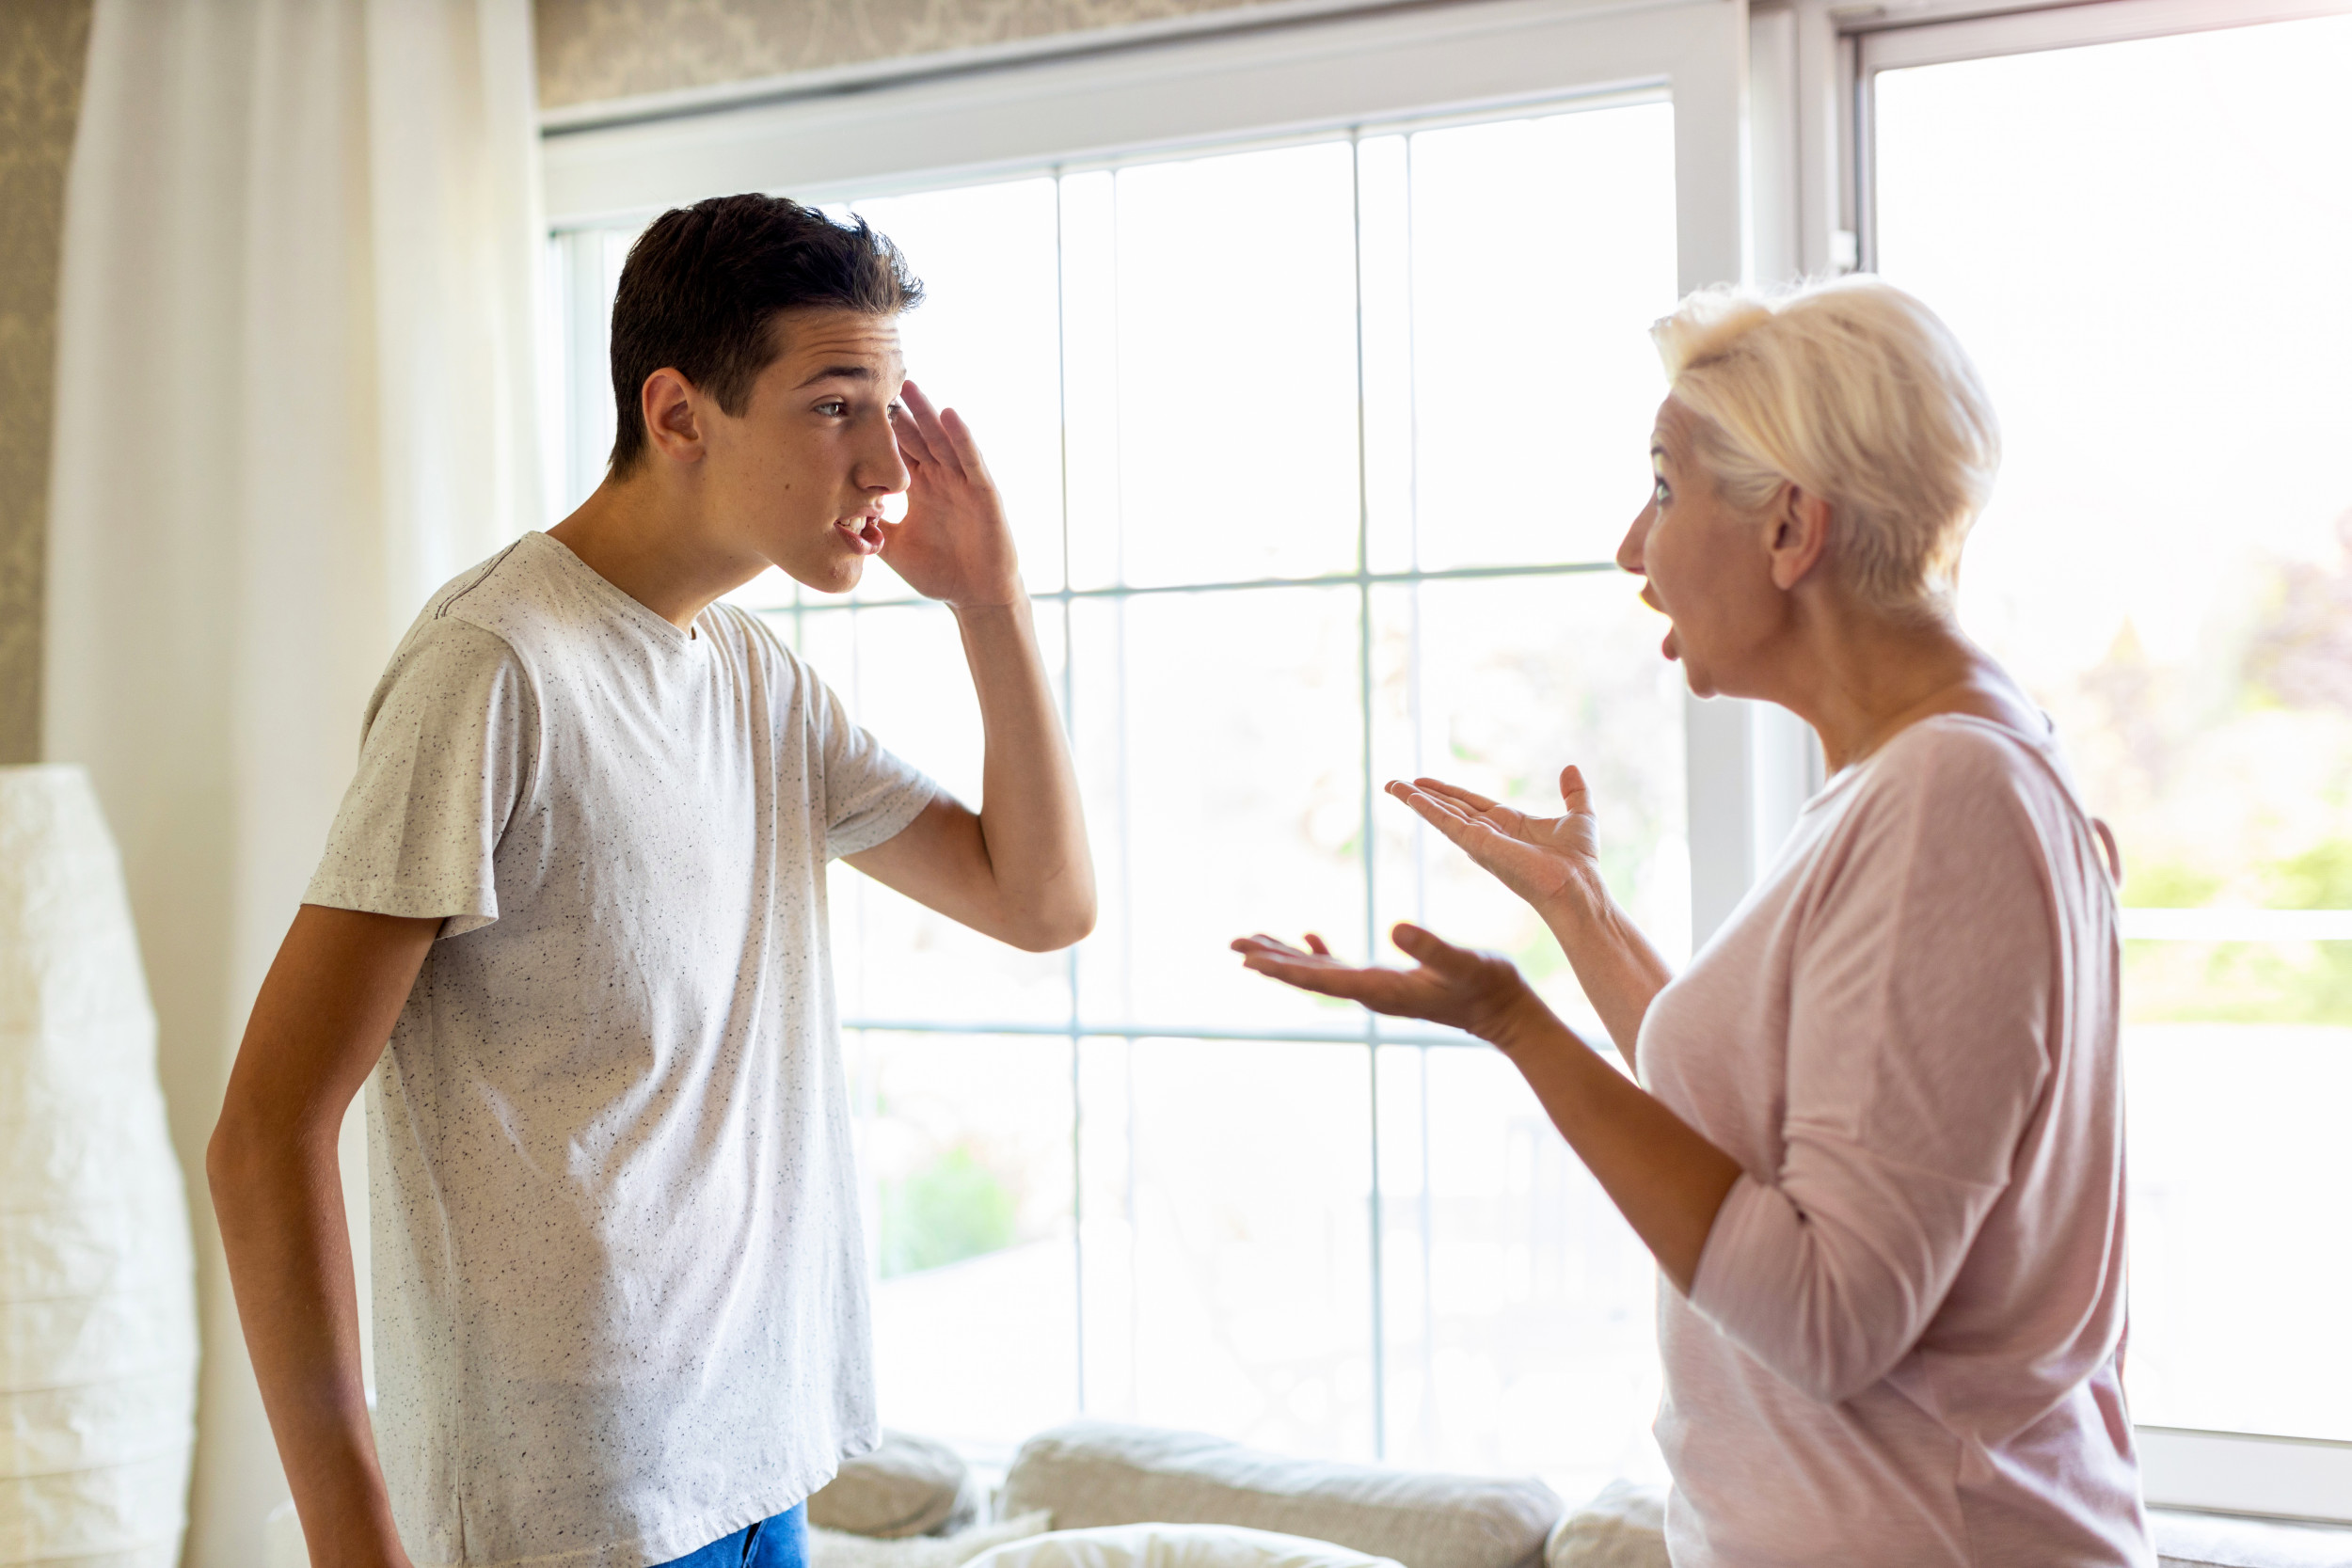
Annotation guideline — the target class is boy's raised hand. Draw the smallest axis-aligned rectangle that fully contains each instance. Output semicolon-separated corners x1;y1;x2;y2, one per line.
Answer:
1389;765;1603;916
882;379;1023;610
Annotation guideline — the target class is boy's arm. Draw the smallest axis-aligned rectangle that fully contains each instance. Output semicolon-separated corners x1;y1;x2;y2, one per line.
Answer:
847;593;1093;952
846;381;1094;952
209;905;439;1568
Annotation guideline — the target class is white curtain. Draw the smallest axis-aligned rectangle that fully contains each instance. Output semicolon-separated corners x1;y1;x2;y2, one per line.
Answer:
43;2;547;1562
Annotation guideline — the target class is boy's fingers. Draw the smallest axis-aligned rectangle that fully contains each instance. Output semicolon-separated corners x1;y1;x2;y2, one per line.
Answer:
899;382;968;479
939;405;995;486
889;404;937;466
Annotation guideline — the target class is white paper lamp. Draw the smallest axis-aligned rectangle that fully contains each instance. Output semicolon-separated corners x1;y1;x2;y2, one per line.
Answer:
0;766;198;1567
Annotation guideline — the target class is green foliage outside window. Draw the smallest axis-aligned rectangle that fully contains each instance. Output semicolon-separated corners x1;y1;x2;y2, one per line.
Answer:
878;1146;1018;1278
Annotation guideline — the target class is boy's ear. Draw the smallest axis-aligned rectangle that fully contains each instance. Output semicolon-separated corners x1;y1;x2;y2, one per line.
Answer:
1767;483;1833;592
641;368;706;464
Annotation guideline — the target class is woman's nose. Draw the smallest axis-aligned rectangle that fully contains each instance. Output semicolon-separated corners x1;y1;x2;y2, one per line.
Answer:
1616;507;1651;576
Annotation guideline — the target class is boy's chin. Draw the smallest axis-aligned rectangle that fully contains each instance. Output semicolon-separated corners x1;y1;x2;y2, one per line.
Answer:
779;554;865;597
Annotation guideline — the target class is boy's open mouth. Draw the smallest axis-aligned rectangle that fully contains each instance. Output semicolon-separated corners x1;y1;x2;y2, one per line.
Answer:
835;516;885;555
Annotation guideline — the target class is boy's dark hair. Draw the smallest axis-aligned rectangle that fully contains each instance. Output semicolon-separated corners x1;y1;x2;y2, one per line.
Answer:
607;192;923;475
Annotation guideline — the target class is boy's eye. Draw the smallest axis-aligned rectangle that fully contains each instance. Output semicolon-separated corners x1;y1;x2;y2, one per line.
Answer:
1653;478;1671;505
817;400;846;416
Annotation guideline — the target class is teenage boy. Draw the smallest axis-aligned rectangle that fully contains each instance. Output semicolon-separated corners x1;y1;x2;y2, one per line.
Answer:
209;194;1094;1568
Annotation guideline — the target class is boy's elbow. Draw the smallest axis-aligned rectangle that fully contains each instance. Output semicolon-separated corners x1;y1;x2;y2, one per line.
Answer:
204;1110;249;1203
1012;896;1096;953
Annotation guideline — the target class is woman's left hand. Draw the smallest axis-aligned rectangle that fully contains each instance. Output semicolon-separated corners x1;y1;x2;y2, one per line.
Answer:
1231;924;1547;1046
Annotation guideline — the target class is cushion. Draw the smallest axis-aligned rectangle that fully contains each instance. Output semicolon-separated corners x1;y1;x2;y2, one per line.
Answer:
967;1523;1404;1568
2150;1510;2352;1568
1544;1481;1664;1568
810;1430;981;1538
1000;1421;1560;1568
813;1510;1057;1568
1536;1482;2352;1568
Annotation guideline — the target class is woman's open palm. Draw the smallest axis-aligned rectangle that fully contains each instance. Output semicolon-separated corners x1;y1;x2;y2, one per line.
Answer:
1390;765;1602;915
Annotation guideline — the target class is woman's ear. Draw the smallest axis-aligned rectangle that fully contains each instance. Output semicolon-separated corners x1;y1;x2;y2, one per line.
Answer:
1767;483;1834;591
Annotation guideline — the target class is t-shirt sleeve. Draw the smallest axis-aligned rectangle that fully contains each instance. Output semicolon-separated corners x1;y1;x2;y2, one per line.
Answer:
1686;728;2058;1405
805;662;937;862
304;618;535;938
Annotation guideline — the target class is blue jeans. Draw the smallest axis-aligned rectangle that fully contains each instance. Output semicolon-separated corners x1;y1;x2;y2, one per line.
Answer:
655;1503;807;1568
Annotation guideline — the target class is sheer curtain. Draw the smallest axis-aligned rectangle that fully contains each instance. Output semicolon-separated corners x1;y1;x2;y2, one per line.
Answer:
43;1;546;1561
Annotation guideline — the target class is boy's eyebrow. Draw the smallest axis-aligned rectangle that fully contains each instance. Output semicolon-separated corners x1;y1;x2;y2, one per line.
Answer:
794;364;874;388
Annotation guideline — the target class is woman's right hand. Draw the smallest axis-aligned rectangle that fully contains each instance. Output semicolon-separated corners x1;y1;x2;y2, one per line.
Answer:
1388;765;1604;919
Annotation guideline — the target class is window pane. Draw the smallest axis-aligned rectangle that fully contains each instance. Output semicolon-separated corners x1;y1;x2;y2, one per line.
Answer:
1072;588;1365;1033
1110;141;1361;588
854;177;1068;597
1873;13;2352;1439
853;1031;1079;1454
1406;103;1678;571
1376;1043;1662;1505
793;601;1073;1028
1371;574;1691;1040
1077;1036;1377;1460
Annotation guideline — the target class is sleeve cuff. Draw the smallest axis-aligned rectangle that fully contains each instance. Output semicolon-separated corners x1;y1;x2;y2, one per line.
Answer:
302;876;498;939
826;776;939;862
1687;1170;1776;1329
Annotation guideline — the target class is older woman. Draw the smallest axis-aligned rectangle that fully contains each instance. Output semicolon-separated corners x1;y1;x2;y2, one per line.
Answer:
1235;278;2150;1567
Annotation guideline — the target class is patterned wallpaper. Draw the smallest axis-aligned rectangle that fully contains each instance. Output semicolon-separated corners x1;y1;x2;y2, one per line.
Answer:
0;0;91;765
535;0;1282;108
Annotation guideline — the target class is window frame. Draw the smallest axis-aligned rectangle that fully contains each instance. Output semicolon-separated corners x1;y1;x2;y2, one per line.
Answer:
1770;0;2352;1522
540;0;2352;1521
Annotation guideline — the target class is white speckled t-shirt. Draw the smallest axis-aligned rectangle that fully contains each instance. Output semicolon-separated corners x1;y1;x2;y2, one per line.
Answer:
306;532;935;1568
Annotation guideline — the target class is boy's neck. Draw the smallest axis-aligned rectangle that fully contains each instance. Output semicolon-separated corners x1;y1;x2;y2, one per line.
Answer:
548;471;767;632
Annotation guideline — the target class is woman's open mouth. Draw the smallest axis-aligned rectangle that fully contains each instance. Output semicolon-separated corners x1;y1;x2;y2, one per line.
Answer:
835;516;885;555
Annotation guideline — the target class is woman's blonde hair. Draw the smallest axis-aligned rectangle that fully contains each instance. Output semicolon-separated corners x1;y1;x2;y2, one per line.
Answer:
1652;277;2000;618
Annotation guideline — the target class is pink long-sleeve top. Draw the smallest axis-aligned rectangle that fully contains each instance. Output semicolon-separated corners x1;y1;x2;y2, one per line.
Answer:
1638;714;2153;1567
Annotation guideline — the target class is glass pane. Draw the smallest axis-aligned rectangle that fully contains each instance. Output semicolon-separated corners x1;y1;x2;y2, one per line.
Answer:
853;1032;1079;1453
1112;141;1361;587
1371;574;1691;1045
2121;1025;2352;1440
855;177;1068;598
1077;1036;1377;1460
1407;102;1678;571
1376;1043;1662;1505
1071;588;1365;1033
1873;13;2352;1439
810;600;1073;1028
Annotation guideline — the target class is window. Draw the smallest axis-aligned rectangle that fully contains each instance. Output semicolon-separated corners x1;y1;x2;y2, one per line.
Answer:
1851;0;2352;1517
553;97;1695;1504
542;0;2352;1529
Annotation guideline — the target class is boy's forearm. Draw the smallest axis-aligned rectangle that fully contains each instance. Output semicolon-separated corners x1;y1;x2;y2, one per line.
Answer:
952;593;1095;947
211;1119;407;1567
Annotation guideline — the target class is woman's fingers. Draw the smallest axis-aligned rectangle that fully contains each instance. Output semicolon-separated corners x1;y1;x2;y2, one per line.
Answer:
1388;782;1478;836
1558;764;1592;814
1410;776;1502;814
1390;921;1479;975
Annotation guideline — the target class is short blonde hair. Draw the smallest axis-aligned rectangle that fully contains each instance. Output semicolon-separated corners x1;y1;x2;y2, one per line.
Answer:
1653;277;1999;617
